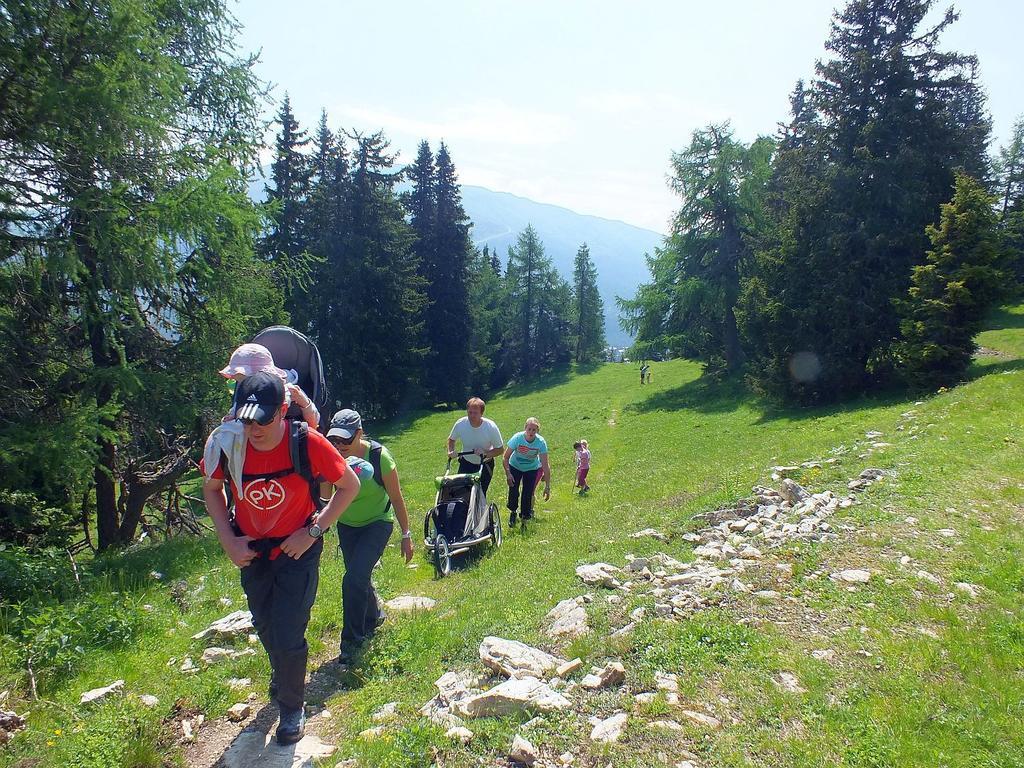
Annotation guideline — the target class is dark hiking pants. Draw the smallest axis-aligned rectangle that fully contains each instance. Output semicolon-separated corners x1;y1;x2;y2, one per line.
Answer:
458;457;495;495
240;537;322;711
507;466;540;519
337;520;394;651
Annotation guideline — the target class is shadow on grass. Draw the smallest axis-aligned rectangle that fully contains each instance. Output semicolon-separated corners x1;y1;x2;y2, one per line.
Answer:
627;370;913;425
967;357;1024;382
984;304;1024;330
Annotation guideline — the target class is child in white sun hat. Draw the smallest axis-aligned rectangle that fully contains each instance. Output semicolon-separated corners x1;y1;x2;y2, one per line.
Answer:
219;343;320;429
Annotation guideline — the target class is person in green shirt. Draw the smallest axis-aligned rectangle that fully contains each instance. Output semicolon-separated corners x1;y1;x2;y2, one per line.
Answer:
326;409;414;665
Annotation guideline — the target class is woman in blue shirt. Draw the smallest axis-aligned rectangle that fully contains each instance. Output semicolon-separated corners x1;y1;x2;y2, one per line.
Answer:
502;417;551;526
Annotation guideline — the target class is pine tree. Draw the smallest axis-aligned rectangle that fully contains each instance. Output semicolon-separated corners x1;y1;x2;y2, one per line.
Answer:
620;124;771;375
995;116;1024;282
467;247;509;391
504;225;552;377
572;243;606;363
263;94;313;310
412;142;473;404
323;131;425;418
741;0;992;402
895;173;1007;386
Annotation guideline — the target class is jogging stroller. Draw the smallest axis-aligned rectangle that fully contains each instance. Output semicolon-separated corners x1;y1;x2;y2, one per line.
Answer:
423;451;502;577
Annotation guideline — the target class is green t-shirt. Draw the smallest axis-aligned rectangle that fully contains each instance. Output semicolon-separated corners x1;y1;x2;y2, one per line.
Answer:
339;441;396;527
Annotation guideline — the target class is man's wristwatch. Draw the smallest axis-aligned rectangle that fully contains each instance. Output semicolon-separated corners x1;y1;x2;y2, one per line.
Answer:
401;530;412;540
307;522;324;539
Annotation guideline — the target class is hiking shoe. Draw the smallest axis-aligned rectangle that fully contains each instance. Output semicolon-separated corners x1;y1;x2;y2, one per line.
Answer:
508;510;518;527
276;706;305;745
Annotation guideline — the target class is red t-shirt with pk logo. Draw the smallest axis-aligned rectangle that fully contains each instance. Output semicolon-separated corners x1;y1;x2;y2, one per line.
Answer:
203;429;345;538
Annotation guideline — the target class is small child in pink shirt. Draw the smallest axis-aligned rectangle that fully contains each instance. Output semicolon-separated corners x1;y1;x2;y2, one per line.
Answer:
574;439;591;492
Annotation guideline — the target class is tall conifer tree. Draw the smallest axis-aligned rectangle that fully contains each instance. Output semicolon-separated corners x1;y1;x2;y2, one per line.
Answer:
263;94;312;312
572;243;606;363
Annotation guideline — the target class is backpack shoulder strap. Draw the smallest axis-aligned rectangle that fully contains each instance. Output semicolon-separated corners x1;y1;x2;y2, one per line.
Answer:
289;420;325;513
366;440;387;488
366;439;392;515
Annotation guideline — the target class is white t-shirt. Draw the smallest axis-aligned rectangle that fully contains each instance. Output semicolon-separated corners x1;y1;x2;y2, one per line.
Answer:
449;416;504;465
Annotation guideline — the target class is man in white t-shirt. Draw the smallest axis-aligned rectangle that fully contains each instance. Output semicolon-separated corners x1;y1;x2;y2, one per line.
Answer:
447;397;504;494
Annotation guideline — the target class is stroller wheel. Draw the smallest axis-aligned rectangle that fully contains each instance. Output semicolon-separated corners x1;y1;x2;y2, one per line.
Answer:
433;534;452;578
489;503;502;549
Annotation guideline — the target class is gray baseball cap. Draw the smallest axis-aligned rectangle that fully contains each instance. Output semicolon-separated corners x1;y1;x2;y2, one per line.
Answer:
327;408;362;439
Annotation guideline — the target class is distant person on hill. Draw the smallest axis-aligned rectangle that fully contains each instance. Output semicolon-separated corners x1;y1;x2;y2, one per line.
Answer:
326;409;414;666
575;439;591;492
200;372;360;745
447;397;504;494
645;365;653;384
639;363;649;384
503;417;551;526
219;343;321;429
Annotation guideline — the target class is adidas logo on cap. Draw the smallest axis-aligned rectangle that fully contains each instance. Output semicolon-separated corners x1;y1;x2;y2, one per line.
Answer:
246;394;258;402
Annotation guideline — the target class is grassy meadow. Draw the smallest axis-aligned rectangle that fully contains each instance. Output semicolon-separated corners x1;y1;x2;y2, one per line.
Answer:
1;304;1023;767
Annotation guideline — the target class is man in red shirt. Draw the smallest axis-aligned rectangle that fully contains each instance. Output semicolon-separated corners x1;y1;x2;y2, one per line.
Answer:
201;372;359;745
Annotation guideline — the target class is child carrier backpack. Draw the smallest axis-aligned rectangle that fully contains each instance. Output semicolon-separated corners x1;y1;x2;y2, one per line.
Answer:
251;325;328;425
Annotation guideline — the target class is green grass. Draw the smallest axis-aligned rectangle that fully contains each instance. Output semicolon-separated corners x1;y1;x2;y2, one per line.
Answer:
2;304;1023;767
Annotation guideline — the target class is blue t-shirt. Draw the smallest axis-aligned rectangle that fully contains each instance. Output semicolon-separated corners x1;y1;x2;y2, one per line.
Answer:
507;431;548;472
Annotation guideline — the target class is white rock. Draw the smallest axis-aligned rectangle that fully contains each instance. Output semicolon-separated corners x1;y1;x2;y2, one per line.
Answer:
179;657;197;673
384;595;437;612
359;726;385;740
654;671;679;692
680;710;722;729
479;637;566;679
935;528;958;538
581;661;625;690
830;569;871;584
954;582;981;599
446;726;473;744
754;590;781;600
811;649;836;661
649;719;684;732
631;528;668;542
227;677;251;690
434;669;479;705
80;680;124;705
916;570;941;585
191;610;254;641
509;734;539;765
575;563;621;588
139;694;160;708
226;703;251;722
589;712;628;743
371;702;399;722
556;658;583;677
780;479;810;505
775;672;806;693
634;692;657;705
201;647;232;665
454;676;571;718
225;731;338;768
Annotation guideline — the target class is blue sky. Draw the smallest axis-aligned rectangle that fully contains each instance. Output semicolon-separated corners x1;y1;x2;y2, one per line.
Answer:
234;0;1023;234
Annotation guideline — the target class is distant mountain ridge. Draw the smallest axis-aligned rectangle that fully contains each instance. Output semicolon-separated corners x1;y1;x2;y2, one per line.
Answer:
247;173;664;346
461;186;664;346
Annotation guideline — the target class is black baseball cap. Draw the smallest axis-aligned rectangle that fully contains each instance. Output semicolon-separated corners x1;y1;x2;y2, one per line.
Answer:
234;371;285;425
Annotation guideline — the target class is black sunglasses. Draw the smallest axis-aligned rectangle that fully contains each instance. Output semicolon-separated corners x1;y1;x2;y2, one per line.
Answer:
329;434;356;446
238;411;278;427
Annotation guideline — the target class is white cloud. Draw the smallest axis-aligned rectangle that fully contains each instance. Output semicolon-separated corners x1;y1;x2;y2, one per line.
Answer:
331;99;574;148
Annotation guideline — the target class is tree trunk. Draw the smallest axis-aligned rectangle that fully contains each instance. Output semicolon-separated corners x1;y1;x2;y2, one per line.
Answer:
71;199;122;550
117;448;195;544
